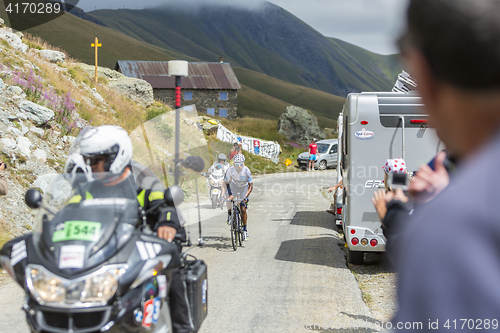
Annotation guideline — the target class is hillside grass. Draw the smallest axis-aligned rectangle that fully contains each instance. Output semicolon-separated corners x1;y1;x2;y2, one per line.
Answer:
235;67;344;126
0;3;199;69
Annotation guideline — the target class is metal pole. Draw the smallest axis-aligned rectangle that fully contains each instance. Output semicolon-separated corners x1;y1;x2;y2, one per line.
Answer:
195;178;203;246
174;76;181;185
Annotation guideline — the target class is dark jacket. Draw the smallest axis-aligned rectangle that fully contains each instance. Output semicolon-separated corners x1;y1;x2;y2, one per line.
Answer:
70;173;181;232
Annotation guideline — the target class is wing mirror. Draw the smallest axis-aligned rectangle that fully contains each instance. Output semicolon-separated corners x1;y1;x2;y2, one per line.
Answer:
25;189;42;209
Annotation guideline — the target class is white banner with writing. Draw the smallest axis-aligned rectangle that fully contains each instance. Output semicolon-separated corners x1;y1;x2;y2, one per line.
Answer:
216;124;280;159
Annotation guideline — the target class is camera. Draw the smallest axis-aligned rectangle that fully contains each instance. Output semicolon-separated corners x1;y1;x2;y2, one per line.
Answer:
387;172;409;191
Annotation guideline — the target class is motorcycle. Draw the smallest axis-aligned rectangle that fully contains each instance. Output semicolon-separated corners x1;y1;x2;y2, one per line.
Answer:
202;167;225;209
0;172;183;333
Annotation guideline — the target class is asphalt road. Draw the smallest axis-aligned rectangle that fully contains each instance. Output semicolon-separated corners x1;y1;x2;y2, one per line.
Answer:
0;170;381;333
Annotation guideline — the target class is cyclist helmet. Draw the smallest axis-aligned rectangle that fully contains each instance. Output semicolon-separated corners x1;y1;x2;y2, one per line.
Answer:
218;153;227;163
165;185;184;207
71;125;133;175
64;152;93;185
233;154;245;163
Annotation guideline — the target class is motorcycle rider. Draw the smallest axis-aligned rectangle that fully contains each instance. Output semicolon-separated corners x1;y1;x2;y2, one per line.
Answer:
207;153;229;175
65;125;193;333
220;153;253;241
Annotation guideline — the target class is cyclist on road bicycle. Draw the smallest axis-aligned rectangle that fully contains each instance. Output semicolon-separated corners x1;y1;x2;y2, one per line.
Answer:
221;153;253;241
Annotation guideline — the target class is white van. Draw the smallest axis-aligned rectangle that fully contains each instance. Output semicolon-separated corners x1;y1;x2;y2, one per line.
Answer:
341;92;443;264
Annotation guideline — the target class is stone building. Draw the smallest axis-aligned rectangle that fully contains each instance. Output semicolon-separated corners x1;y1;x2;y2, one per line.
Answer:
115;60;241;119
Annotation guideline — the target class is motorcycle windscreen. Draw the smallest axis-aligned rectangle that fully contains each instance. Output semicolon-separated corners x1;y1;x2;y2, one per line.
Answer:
37;200;137;272
31;173;138;273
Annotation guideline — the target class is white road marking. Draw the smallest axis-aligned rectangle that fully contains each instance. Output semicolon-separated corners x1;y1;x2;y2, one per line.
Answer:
280;207;296;226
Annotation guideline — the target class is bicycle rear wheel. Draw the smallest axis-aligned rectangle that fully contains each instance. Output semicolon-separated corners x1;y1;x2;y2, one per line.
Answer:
231;212;238;251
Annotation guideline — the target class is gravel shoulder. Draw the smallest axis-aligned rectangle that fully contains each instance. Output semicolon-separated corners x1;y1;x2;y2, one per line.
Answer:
338;227;398;323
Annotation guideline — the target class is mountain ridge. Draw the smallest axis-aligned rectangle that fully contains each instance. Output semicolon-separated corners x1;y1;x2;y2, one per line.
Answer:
87;2;402;97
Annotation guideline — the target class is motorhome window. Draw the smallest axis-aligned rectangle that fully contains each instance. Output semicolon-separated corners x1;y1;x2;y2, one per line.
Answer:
317;144;329;154
380;116;428;128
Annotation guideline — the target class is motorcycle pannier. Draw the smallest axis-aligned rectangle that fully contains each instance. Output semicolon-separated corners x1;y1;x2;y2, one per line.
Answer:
181;258;208;332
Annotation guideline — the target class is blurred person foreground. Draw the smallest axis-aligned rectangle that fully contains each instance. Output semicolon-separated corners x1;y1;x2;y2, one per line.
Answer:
390;0;500;330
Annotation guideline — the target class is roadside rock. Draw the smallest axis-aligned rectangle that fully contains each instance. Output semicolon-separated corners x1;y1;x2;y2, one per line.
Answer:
109;77;153;107
201;121;218;134
7;86;26;100
278;106;325;145
8;126;22;137
33;173;57;194
18;101;55;125
0;137;16;153
91;88;104;103
29;127;44;137
38;50;65;63
78;63;122;80
0;30;28;52
78;63;154;107
33;173;71;203
15;136;31;158
33;149;47;162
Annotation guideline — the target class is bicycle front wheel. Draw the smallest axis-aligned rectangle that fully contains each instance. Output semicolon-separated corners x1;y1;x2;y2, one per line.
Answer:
231;213;238;251
237;211;243;246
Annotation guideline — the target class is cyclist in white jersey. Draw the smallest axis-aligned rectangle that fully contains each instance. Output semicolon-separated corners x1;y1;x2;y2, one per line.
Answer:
221;154;253;241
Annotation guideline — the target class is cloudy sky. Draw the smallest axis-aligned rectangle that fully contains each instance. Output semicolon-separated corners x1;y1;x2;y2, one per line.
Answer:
77;0;410;55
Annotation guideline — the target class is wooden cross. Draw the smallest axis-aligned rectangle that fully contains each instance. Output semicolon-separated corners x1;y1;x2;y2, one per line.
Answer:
90;37;102;82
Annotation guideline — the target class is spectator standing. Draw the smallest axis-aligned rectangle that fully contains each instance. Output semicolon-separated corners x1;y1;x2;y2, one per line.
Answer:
0;161;8;195
228;139;242;161
326;179;342;214
392;0;500;328
308;138;318;171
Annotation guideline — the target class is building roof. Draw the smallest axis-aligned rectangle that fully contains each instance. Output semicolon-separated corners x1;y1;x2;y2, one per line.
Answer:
115;61;241;90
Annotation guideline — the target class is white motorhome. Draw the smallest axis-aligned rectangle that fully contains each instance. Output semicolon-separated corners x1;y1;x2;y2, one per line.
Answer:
341;92;443;265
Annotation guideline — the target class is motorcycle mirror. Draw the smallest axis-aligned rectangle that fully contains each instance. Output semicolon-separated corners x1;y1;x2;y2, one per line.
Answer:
201;172;208;177
182;155;205;172
25;189;42;209
165;185;185;207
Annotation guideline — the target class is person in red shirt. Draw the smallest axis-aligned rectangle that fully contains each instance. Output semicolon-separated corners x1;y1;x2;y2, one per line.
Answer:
308;138;318;171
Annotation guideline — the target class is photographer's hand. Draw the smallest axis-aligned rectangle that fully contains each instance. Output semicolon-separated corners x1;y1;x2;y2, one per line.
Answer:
0;162;5;171
409;151;449;203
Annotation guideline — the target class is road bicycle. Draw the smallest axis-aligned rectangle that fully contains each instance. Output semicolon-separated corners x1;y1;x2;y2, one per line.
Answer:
222;196;244;250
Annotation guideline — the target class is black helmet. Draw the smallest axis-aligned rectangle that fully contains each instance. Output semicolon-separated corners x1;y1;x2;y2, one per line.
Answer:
165;185;184;207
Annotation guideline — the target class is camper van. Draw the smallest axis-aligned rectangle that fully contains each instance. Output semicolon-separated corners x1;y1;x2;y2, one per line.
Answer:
341;92;443;265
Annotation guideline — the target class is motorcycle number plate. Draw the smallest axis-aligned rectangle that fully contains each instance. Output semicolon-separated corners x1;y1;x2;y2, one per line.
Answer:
52;221;101;243
59;245;85;269
212;189;220;194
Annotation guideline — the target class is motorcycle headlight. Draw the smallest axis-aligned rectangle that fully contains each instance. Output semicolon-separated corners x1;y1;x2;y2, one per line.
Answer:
26;264;127;307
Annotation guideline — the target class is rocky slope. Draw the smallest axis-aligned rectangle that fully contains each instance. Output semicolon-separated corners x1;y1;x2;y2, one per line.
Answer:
0;22;156;243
